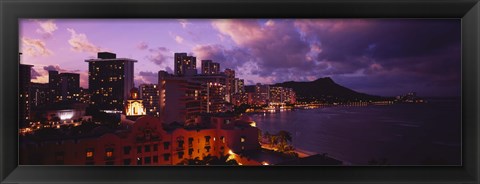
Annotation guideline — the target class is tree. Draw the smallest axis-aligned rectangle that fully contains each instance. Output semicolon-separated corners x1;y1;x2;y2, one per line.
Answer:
276;130;292;152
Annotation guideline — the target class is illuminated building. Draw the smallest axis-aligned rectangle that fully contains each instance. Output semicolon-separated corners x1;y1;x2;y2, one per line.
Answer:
20;115;260;165
224;68;235;102
30;82;49;108
174;53;196;76
85;52;137;113
158;71;204;125
47;71;80;102
125;88;146;119
30;102;88;122
139;84;160;117
255;83;270;105
234;79;245;94
201;60;220;75
187;74;227;113
19;63;33;127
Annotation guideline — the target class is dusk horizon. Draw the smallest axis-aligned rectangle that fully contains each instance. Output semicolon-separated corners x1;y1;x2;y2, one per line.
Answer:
19;19;461;166
20;19;461;97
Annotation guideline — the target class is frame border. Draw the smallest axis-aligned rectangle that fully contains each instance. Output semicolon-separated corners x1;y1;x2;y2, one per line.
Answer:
1;0;479;183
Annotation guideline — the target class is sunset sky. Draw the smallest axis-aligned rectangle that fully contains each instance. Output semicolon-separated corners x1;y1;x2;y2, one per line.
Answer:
19;19;461;97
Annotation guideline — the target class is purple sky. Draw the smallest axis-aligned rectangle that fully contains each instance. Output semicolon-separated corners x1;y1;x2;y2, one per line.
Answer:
19;19;461;97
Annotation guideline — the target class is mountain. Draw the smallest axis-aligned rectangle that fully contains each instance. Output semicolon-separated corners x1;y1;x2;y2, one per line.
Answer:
271;77;390;103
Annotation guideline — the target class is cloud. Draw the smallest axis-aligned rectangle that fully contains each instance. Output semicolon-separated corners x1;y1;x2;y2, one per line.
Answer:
67;28;103;54
135;71;158;86
30;68;42;80
137;41;149;50
146;47;171;66
178;19;189;28
212;19;314;82
192;44;253;71
21;37;53;57
43;65;64;72
35;19;58;38
175;35;184;44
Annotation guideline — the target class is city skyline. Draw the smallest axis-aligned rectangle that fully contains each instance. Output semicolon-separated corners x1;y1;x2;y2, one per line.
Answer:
19;19;461;97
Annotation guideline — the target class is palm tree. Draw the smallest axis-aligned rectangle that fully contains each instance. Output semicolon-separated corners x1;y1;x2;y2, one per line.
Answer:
276;130;292;152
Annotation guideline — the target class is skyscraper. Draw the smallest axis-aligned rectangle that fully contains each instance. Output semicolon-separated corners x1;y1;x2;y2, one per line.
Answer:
19;63;33;127
85;52;136;113
158;71;204;125
174;53;196;76
139;84;160;117
201;60;220;75
48;71;80;102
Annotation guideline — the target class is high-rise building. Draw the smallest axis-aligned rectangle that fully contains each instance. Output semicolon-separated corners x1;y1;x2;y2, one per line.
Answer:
139;84;160;117
85;52;136;113
48;70;61;103
174;53;196;76
186;74;227;113
223;69;235;102
201;60;220;75
158;71;204;125
47;71;80;103
19;63;33;127
255;83;270;105
30;82;49;108
236;79;245;94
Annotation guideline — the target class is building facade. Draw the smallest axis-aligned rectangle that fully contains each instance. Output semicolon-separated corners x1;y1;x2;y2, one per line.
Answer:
20;115;260;165
174;53;196;76
85;52;136;113
201;60;220;75
139;84;160;117
158;71;204;125
19;64;33;127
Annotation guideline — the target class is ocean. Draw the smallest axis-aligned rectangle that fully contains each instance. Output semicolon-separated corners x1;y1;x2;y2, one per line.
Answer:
252;98;461;165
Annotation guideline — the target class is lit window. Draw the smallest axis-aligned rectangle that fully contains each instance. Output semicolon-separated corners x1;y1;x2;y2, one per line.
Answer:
240;136;245;143
86;149;94;158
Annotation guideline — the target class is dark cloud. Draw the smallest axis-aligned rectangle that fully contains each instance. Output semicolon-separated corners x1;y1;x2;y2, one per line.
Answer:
192;44;252;70
147;47;170;66
43;65;64;72
213;20;314;78
139;71;158;83
210;19;460;96
31;68;41;79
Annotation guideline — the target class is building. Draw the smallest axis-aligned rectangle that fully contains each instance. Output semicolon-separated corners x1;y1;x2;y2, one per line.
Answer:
187;74;227;113
234;78;245;94
85;52;136;113
48;71;81;102
174;53;196;76
20;114;260;165
30;82;49;109
19;63;33;127
139;84;160;117
158;71;204;125
125;88;146;119
201;60;220;75
255;83;270;105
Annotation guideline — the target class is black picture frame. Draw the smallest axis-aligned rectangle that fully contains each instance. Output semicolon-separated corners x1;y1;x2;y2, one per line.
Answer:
1;0;479;183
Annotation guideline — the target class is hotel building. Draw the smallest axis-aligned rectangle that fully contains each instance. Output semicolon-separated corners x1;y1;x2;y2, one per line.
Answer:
85;52;136;113
201;60;220;75
174;53;196;76
48;71;81;102
20;114;260;165
19;64;33;127
139;84;160;117
158;71;204;125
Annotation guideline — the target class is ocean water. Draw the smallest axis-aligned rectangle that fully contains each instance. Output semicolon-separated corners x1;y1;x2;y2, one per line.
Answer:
253;98;461;165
